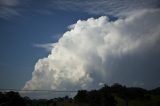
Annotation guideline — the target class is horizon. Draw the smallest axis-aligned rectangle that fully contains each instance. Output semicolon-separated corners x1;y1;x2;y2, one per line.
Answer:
0;83;160;99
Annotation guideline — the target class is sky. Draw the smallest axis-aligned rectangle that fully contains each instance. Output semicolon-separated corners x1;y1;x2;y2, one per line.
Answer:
0;0;160;98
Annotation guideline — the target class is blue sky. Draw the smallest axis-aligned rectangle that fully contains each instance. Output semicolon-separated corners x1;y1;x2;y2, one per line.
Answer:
0;0;160;94
0;6;95;89
0;0;103;89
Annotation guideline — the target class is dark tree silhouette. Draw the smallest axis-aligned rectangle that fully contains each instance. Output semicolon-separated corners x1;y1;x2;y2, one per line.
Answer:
87;90;101;106
74;90;88;104
74;85;116;106
111;83;130;106
111;83;147;106
0;91;26;106
99;85;117;106
0;84;159;106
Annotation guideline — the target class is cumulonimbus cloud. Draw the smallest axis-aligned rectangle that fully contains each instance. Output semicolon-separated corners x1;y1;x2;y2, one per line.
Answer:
23;9;160;91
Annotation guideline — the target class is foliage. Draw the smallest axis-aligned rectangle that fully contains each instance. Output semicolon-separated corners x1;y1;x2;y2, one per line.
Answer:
0;84;160;106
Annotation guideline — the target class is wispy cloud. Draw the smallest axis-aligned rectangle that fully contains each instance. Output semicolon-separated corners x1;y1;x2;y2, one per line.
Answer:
33;43;56;52
1;0;159;19
51;0;160;15
0;0;19;6
0;0;20;19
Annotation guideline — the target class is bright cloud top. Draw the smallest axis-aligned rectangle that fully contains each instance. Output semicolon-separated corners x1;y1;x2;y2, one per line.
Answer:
23;9;160;90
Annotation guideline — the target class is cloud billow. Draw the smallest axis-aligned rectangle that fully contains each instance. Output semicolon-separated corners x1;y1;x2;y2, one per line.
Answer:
23;9;160;91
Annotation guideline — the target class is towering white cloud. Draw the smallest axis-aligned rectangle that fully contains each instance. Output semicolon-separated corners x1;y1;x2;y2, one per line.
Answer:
23;9;160;91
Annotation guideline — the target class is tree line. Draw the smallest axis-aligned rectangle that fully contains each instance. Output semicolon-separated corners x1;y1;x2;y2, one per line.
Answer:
0;83;160;106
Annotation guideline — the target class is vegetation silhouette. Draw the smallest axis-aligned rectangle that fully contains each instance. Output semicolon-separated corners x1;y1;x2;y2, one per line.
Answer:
0;91;26;106
0;83;160;106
